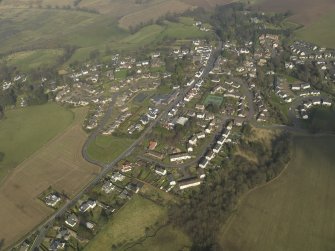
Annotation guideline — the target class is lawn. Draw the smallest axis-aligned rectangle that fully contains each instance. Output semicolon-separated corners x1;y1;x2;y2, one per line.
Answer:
84;194;168;251
296;10;335;48
87;135;135;163
219;135;335;251
0;103;74;182
204;94;224;107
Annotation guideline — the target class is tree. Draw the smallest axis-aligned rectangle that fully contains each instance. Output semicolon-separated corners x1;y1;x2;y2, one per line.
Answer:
0;105;4;119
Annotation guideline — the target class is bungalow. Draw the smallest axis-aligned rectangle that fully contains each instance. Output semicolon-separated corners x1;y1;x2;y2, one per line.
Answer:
65;214;78;228
313;100;321;105
79;200;97;213
170;153;191;162
148;141;158;151
322;100;332;106
155;166;167;176
187;144;194;152
178;177;202;190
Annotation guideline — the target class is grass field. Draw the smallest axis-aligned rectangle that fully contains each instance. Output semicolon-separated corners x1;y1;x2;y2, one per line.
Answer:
219;135;335;251
87;135;135;164
129;225;192;251
3;49;64;71
84;194;167;251
0;106;100;250
203;94;224;107
296;10;335;48
0;103;74;182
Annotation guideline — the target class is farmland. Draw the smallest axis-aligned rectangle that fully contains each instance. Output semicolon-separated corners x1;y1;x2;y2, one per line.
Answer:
0;103;74;182
219;136;335;251
84;194;168;251
0;107;100;250
296;11;335;48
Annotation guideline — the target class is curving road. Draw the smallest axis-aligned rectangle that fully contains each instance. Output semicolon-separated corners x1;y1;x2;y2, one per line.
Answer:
29;38;223;251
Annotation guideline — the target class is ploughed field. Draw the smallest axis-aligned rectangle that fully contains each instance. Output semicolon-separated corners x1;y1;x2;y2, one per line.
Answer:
0;106;100;249
219;136;335;251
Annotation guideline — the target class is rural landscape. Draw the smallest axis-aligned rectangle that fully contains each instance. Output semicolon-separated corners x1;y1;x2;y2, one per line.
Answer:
0;0;335;250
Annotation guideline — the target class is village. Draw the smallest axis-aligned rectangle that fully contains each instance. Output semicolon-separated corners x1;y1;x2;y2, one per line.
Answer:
8;14;335;251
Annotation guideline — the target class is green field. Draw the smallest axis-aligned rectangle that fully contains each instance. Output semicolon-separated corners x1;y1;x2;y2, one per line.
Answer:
296;10;335;48
84;194;167;251
204;94;224;107
0;103;74;182
219;136;335;251
129;225;192;251
87;135;135;163
3;49;63;71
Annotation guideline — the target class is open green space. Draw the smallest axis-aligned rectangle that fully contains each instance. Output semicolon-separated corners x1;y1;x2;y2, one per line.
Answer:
204;94;224;107
219;135;335;251
296;10;335;48
129;225;192;251
87;135;135;163
3;49;63;72
84;194;167;251
0;103;74;182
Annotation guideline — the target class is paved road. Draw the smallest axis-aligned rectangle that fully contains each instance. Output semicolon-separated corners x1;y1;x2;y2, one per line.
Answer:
29;39;223;251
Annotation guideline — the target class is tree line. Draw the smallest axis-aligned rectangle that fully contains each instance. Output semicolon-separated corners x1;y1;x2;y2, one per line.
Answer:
168;127;291;250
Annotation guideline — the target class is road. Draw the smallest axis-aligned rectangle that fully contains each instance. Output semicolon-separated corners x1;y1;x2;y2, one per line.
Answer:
29;39;223;250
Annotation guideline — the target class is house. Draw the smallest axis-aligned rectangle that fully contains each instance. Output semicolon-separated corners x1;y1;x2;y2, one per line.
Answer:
45;193;61;207
121;162;132;172
291;84;301;91
170;153;191;162
148;141;158;150
195;104;205;111
187;145;194;152
140;115;149;125
176;116;189;126
49;239;65;251
199;158;209;169
205;150;215;161
155;166;167;176
197;113;205;119
226;121;233;130
79;200;97;213
301;83;311;89
196;132;206;139
110;172;125;182
198;168;206;179
146;150;164;160
322;100;332;106
217;135;226;145
167;174;176;186
213;143;222;153
234;118;244;127
189;136;198;145
102;181;115;194
65;214;78;228
126;182;142;193
178;177;202;190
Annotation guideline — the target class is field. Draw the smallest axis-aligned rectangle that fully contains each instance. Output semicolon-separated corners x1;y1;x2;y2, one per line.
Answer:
3;49;63;71
296;10;335;48
0;103;74;182
219;136;335;251
129;225;192;251
0;107;100;250
118;0;192;29
204;94;224;106
84;194;168;251
87;135;135;164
